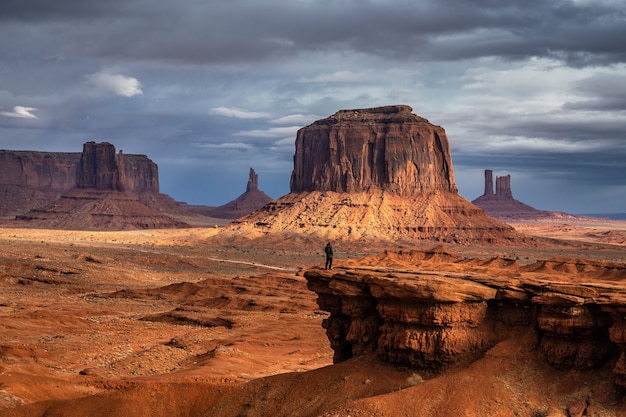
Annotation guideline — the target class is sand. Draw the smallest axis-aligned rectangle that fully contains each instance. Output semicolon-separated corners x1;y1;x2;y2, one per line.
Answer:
0;218;625;416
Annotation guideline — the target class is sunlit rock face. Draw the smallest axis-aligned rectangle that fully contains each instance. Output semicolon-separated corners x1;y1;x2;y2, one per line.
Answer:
304;248;626;387
227;105;523;244
290;105;457;195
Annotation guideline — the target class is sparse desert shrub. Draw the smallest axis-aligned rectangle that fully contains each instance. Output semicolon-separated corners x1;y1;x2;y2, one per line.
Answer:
405;372;423;387
531;408;550;417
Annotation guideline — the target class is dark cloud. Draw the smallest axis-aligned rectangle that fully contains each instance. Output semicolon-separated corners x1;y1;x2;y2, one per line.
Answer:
2;0;624;66
1;0;625;213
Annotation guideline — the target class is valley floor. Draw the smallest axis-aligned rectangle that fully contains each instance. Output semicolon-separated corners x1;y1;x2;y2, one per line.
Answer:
0;220;625;416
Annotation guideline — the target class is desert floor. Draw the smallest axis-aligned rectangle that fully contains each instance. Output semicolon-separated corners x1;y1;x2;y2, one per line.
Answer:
1;218;625;416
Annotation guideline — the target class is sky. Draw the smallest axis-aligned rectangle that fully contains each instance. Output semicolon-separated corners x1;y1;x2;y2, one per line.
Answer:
1;0;625;215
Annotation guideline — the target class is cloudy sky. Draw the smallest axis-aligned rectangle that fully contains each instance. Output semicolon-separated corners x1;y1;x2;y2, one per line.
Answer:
1;0;625;215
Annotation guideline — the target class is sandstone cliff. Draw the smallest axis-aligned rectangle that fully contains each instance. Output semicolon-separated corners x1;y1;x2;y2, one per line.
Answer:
290;105;456;195
0;142;160;218
0;151;79;217
5;142;212;229
226;106;523;244
305;247;626;388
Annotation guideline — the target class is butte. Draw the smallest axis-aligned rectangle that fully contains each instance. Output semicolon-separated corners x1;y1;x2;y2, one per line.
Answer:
224;105;523;245
11;142;198;230
184;168;273;220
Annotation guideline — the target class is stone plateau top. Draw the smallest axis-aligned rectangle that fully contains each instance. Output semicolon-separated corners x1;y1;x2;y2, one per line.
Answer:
290;105;457;196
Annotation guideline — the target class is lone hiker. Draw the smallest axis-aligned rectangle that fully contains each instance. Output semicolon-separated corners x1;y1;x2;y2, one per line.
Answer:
324;242;333;270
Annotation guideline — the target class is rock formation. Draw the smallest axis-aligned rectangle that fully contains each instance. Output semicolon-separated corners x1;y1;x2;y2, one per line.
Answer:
77;141;124;191
226;106;524;244
0;151;79;218
305;247;626;387
472;169;559;220
0;142;160;218
192;168;273;219
4;142;212;229
290;105;456;195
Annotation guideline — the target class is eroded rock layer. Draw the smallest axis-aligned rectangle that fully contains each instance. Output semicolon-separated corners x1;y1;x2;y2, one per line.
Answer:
201;168;273;219
290;105;457;195
227;106;523;244
305;247;626;387
230;190;520;244
0;142;159;218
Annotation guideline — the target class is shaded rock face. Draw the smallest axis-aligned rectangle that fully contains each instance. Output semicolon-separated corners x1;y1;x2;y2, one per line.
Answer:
0;151;80;217
0;151;79;191
198;168;273;220
78;142;123;191
77;141;159;193
246;167;259;192
290;105;457;196
472;169;556;220
305;249;626;387
0;142;159;218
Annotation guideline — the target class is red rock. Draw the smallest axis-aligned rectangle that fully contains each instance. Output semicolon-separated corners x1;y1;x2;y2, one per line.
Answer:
2;141;211;229
0;142;160;218
304;247;626;384
290;105;456;195
227;106;524;244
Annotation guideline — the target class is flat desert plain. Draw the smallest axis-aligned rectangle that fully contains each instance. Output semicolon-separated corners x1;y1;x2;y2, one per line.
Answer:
1;217;625;416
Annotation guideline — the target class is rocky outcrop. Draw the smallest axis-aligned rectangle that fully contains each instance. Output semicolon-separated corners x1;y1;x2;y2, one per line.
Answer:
198;168;273;220
305;248;626;386
0;142;160;218
0;151;79;217
15;188;190;230
290;105;456;195
226;106;524;244
247;167;259;193
77;142;123;191
472;169;561;220
3;141;215;229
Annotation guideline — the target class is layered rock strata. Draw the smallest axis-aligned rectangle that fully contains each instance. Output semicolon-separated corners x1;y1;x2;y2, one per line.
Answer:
228;106;523;244
305;248;626;386
0;142;159;218
10;142;197;229
290;105;456;195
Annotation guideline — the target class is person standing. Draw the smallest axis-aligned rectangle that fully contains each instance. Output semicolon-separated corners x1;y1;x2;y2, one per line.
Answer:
324;242;333;270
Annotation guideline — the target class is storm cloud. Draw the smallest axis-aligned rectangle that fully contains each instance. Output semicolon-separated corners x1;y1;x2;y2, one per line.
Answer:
1;0;625;213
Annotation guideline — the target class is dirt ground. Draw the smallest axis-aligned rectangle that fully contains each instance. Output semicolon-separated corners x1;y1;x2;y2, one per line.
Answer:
0;218;625;416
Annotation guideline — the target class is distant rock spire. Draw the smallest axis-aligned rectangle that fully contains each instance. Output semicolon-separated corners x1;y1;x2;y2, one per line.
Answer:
484;169;494;196
472;169;551;220
204;167;272;219
495;175;512;198
246;168;259;192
